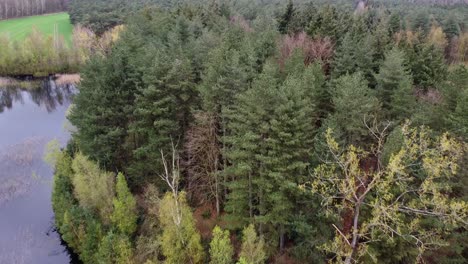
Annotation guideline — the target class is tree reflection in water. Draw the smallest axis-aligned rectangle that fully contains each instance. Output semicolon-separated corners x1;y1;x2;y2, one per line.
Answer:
0;77;76;113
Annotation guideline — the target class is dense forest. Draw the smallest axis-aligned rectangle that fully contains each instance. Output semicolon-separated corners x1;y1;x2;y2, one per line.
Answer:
50;0;468;263
0;0;68;20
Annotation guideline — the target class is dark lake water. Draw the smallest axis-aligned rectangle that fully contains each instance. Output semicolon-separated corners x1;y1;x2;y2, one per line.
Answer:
0;78;76;263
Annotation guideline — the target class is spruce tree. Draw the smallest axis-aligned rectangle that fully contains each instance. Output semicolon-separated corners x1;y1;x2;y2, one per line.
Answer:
375;47;415;119
332;33;376;86
330;72;380;144
388;13;401;35
407;43;447;88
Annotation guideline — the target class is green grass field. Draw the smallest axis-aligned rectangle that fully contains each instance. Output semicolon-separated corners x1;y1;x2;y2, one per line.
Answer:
0;13;72;44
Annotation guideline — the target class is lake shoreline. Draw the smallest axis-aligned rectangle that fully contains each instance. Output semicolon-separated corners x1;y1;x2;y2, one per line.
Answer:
0;74;80;89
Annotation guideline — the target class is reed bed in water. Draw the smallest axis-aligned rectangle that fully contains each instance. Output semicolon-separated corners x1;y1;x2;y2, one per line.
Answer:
55;74;80;86
0;77;41;89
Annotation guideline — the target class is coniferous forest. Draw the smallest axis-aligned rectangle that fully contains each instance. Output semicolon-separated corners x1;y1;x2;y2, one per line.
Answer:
50;0;468;263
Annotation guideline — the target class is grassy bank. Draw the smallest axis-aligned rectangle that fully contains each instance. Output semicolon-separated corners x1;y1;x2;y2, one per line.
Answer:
0;12;72;45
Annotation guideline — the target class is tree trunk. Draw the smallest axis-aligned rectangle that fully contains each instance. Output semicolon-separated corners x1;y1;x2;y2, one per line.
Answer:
344;202;361;264
279;224;285;252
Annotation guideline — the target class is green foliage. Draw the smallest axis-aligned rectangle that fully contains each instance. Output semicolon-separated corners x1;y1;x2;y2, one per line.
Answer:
412;11;430;35
69;37;142;174
388;13;401;35
97;231;134;264
307;5;348;43
238;224;266;264
209;226;234;264
277;0;295;34
406;43;447;88
375;47;415;119
71;153;115;224
332;33;376;86
159;192;204;264
225;61;316;251
57;3;468;264
112;173;138;235
43;139;62;168
0;28;79;76
381;126;404;166
51;152;75;230
310;125;467;263
329;72;380;144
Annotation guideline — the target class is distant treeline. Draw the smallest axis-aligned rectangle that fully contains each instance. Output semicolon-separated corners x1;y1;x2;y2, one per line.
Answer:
0;25;123;76
0;0;68;20
68;0;168;35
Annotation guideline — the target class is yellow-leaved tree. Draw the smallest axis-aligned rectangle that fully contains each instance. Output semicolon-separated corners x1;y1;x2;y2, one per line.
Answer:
308;123;467;264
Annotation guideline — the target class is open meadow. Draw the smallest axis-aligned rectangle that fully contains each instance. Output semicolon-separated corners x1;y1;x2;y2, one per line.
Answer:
0;12;72;44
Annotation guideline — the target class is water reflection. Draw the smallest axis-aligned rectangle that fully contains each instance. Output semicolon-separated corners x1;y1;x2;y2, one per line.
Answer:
0;77;76;113
0;77;77;264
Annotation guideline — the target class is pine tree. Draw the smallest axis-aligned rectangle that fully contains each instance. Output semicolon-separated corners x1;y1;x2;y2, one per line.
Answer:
375;47;415;119
111;173;138;236
68;44;140;171
130;47;196;186
225;61;315;250
209;226;234;264
238;225;266;264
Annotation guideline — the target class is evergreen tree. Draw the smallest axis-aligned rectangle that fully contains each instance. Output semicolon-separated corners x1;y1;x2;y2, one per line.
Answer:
238;225;266;264
407;43;447;88
448;89;468;138
226;62;315;250
330;73;380;144
278;0;295;35
111;173;138;236
443;17;460;40
69;44;140;171
308;5;348;43
412;11;430;36
332;33;376;86
388;13;401;35
375;47;415;119
129;23;198;186
209;226;234;264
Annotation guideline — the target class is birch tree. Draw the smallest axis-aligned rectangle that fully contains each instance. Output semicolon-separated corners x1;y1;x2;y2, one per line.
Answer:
308;123;467;263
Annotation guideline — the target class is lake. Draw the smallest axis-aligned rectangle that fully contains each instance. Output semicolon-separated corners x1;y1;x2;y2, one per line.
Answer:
0;77;77;263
